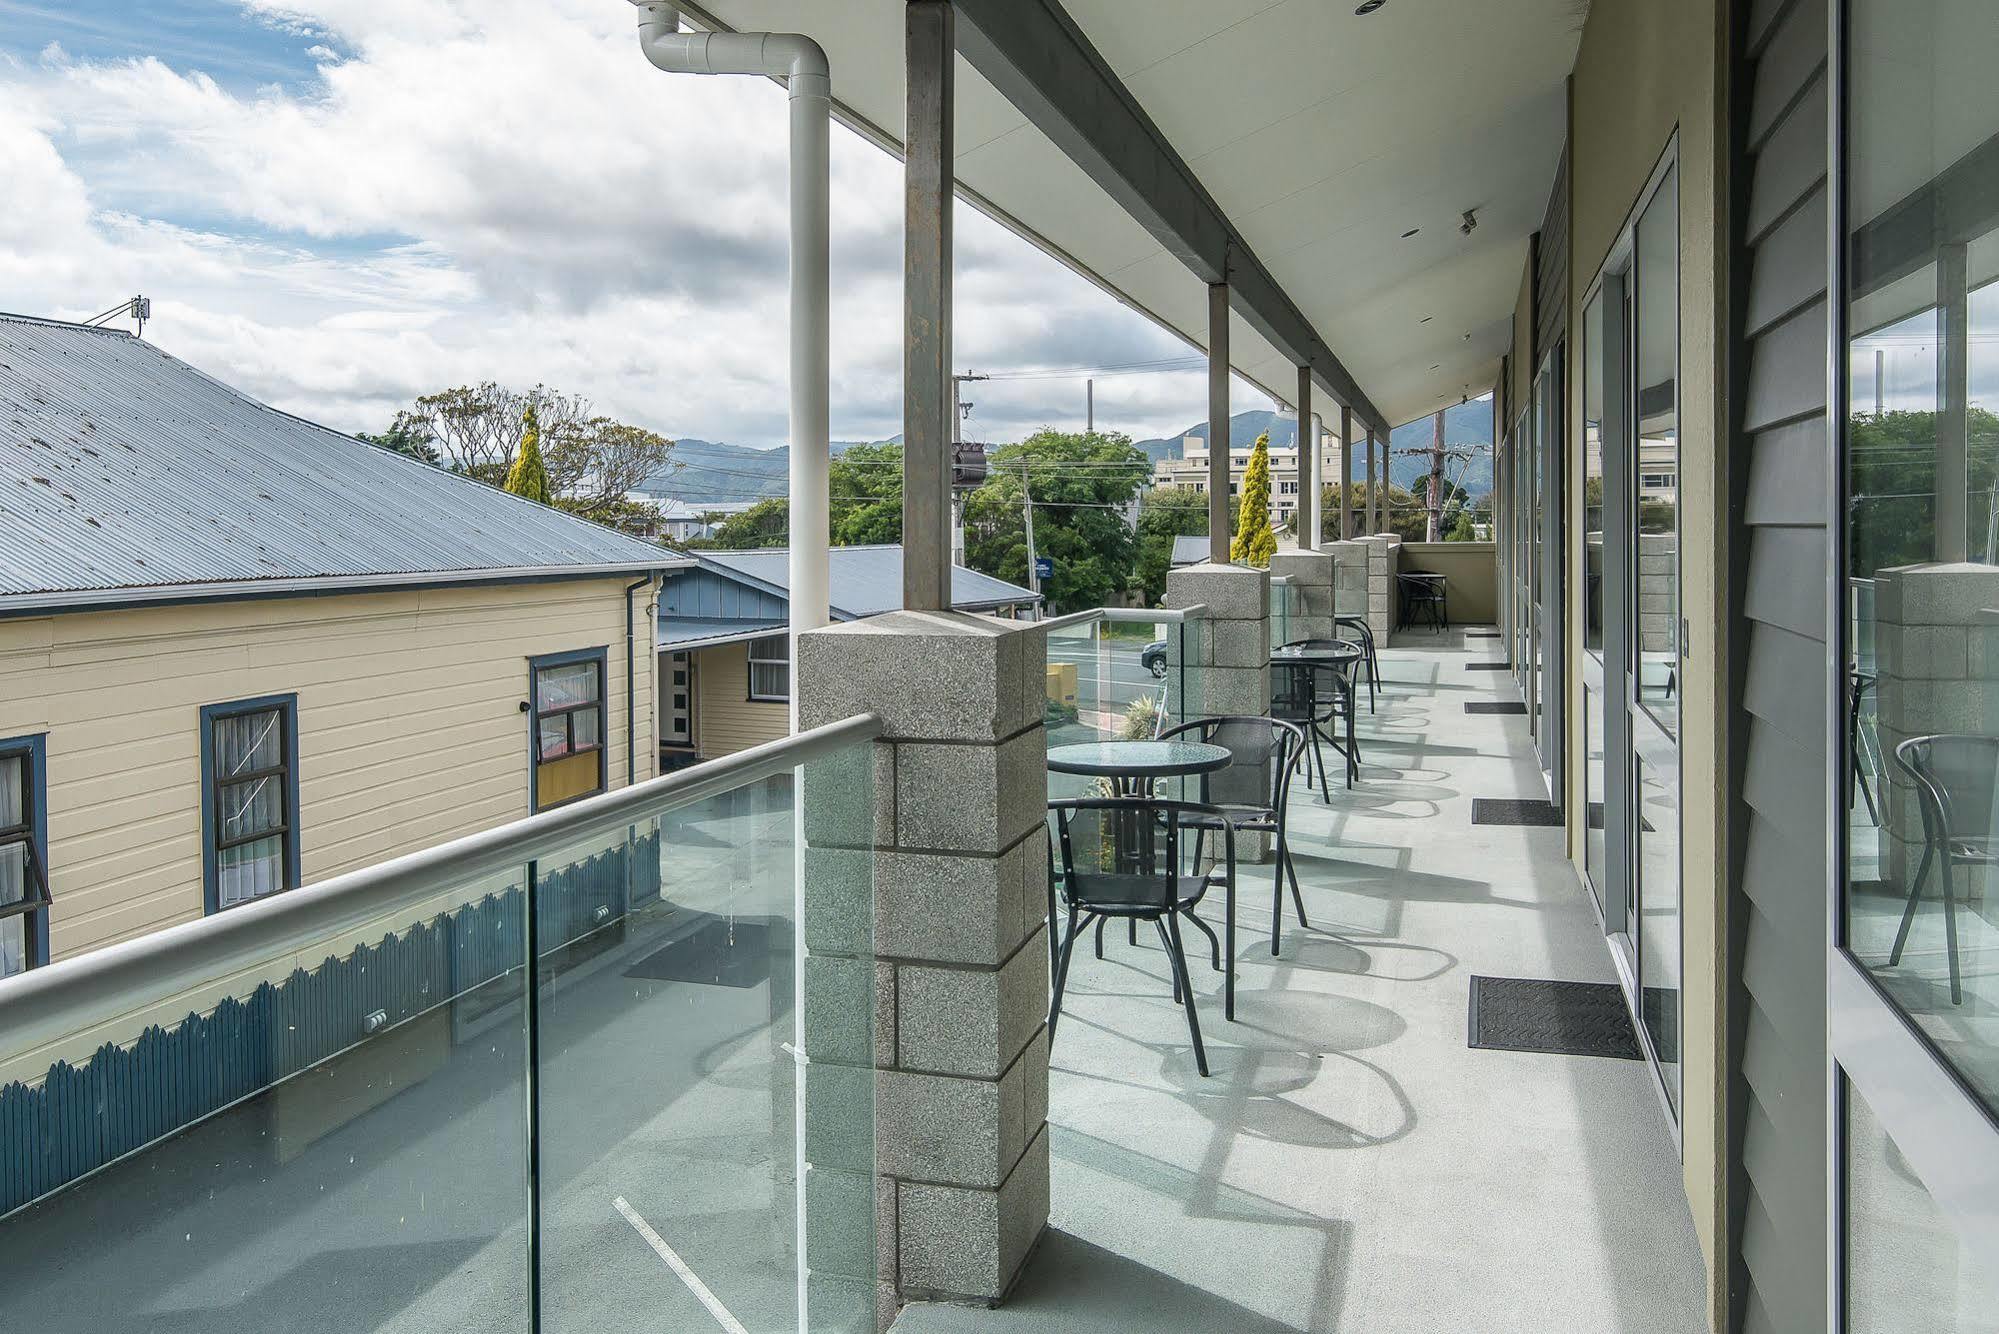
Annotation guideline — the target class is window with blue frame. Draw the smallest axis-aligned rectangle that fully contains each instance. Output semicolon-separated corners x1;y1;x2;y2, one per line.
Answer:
0;736;50;977
201;696;301;913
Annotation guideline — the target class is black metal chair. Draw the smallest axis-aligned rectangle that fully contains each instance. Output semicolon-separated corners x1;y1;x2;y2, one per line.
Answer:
1888;734;1999;1006
1849;669;1879;824
1334;614;1380;713
1159;716;1308;958
1273;641;1360;796
1396;571;1449;631
1047;797;1238;1076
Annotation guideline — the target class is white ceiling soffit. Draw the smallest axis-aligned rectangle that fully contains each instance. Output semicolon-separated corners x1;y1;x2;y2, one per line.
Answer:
683;1;1580;430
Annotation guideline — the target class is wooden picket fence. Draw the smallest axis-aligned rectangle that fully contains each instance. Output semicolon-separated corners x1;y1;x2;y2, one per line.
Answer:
0;832;660;1216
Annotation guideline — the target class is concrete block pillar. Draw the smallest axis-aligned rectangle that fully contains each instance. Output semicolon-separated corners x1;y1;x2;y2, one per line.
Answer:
1269;549;1335;643
797;610;1051;1314
1872;563;1999;894
1330;540;1370;632
1164;561;1271;719
1365;534;1400;645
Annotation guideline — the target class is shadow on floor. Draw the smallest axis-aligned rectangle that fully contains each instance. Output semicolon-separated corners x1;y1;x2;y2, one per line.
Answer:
891;1230;1310;1334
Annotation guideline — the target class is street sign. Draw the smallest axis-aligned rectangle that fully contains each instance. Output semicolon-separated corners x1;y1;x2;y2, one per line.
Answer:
1034;557;1054;582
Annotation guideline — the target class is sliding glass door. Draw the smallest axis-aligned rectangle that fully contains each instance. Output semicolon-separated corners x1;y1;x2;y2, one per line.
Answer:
1578;145;1683;1123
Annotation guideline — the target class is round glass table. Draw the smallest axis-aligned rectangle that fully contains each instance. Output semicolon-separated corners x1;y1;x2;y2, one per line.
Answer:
1046;740;1231;790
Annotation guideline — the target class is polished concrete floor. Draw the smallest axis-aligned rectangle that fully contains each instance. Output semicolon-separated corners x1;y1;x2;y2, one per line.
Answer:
898;628;1709;1334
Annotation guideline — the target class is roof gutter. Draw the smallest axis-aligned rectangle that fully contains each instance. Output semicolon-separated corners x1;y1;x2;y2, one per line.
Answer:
632;2;829;735
0;560;689;620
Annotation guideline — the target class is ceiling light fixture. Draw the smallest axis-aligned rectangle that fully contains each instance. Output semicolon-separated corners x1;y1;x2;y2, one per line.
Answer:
1430;364;1442;371
1419;315;1432;323
1355;0;1388;14
1459;208;1479;235
1400;227;1420;239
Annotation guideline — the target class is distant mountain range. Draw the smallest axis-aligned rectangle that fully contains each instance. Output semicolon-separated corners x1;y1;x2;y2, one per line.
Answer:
635;437;887;504
645;400;1495;504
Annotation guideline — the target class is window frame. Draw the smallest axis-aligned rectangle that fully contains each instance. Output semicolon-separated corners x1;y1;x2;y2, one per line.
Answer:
0;734;51;974
745;634;791;704
199;694;302;916
528;647;609;812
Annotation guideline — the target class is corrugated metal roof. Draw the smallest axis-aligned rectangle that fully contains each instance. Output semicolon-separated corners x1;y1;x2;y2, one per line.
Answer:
695;545;1039;616
0;314;674;608
657;614;786;650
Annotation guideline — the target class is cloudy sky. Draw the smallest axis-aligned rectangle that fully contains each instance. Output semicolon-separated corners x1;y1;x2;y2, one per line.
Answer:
0;0;1284;470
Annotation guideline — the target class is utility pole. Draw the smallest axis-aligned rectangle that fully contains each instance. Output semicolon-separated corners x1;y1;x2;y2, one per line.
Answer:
1020;458;1041;599
952;372;987;567
1427;409;1446;541
1086;378;1094;435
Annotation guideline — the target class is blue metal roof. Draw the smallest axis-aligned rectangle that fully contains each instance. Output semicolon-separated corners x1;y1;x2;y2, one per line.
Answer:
658;545;1041;649
698;546;1038;616
0;314;676;610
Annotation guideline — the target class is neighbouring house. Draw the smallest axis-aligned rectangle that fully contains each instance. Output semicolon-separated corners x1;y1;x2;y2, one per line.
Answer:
0;313;680;978
621;495;760;542
656;544;1039;764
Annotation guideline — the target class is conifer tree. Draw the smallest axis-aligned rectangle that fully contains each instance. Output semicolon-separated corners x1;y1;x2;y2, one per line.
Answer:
1229;432;1278;567
503;403;552;504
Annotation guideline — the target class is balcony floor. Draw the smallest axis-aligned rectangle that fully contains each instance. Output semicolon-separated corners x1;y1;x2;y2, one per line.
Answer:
898;628;1708;1334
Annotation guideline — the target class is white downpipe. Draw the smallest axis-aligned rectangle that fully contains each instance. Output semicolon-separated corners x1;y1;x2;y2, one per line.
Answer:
629;15;829;1333
632;3;830;733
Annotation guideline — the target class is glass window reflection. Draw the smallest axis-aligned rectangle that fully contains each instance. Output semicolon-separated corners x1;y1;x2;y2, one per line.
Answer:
1842;0;1999;1113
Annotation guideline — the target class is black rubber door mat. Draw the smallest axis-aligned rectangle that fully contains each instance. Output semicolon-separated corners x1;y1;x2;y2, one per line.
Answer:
1465;662;1510;671
1466;629;1500;638
1471;798;1564;827
1464;701;1528;715
625;916;772;988
1469;977;1641;1060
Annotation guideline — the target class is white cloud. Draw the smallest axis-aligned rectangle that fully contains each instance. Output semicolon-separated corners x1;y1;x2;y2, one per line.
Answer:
0;0;1235;458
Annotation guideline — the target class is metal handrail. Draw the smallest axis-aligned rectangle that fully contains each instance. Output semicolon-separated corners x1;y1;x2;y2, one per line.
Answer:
0;712;884;1056
1039;602;1209;633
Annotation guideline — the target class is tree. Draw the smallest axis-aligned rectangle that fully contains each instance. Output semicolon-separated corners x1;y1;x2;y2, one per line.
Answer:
1320;481;1431;543
389;381;677;537
964;430;1150;614
503;404;552;503
402;382;590;483
700;497;792;549
1229;432;1277;567
1134;485;1208;606
828;442;905;546
356;414;439;464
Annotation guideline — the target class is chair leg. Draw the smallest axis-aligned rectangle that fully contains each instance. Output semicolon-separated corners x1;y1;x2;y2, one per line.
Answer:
1271;849;1286;957
1308;728;1332;802
1854;755;1879;825
1183;907;1223;970
1093;914;1107;960
1047;908;1082;1044
1157;913;1209;1077
1283;838;1308;930
1942;858;1963;1006
1889;845;1934;965
1224;873;1236;1021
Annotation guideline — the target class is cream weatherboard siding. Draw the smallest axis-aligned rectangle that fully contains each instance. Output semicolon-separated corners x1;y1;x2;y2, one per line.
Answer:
0;577;655;964
691;640;788;759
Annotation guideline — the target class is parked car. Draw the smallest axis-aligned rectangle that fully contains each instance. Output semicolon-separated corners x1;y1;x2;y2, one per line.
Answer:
1141;640;1168;679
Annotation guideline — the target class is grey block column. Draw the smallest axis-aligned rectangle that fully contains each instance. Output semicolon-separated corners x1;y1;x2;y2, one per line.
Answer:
798;610;1051;1315
1165;562;1271;720
1331;540;1370;630
1269;549;1334;644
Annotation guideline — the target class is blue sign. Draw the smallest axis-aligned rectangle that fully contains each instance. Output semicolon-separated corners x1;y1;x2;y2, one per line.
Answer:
1034;557;1054;581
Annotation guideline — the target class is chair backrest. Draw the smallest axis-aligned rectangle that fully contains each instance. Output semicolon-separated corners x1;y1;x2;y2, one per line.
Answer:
1159;716;1304;811
1046;796;1236;906
1893;735;1999;845
1334;614;1376;651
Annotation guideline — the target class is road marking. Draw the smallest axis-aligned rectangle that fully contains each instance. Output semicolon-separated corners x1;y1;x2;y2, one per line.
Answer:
613;1195;750;1334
